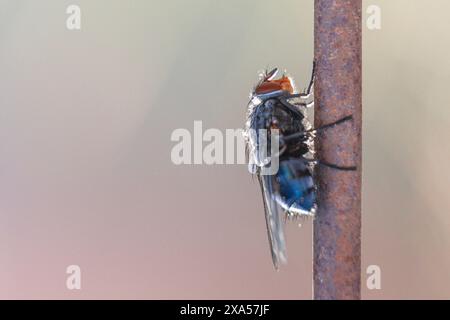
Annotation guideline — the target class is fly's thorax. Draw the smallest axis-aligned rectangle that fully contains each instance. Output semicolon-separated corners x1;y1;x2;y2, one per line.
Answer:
246;97;312;164
248;100;277;166
250;98;303;133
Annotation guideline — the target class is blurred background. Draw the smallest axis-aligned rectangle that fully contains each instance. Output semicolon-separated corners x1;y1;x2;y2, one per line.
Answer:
0;0;449;299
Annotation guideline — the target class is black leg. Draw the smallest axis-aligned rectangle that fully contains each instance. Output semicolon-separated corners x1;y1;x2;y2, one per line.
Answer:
285;61;316;100
306;60;316;96
283;114;353;142
312;114;353;133
290;100;314;109
285;92;313;100
301;157;357;171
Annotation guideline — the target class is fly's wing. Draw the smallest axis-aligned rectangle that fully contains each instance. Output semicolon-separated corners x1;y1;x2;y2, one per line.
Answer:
258;173;287;269
246;99;287;268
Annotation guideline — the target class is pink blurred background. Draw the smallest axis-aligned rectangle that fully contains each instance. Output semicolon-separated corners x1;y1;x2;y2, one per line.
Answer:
0;0;449;299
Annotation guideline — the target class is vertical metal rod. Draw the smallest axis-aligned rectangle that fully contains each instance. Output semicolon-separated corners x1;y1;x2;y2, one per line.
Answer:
313;0;362;300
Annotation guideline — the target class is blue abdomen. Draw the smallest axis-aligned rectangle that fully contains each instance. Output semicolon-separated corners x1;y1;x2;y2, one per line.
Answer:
276;159;316;213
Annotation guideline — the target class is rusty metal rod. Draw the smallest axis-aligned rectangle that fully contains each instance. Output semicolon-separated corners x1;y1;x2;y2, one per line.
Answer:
313;0;362;300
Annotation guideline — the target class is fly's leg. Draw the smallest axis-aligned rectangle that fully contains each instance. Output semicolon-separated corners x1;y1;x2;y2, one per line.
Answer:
278;97;307;118
280;97;314;109
301;157;357;171
284;61;316;105
282;115;353;143
277;61;316;113
305;60;316;98
281;114;357;171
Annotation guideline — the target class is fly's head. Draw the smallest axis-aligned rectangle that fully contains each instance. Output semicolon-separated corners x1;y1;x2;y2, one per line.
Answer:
252;68;295;100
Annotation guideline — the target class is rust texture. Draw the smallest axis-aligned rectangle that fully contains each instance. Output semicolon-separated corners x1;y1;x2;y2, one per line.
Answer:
313;0;362;300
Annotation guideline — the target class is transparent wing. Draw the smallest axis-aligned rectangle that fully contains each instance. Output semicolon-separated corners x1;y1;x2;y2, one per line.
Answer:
258;173;287;270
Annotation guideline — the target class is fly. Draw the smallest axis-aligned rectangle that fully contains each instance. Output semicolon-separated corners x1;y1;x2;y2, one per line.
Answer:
244;62;356;269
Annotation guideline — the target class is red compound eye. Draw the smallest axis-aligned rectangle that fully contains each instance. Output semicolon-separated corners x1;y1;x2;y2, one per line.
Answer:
255;81;283;94
255;76;294;95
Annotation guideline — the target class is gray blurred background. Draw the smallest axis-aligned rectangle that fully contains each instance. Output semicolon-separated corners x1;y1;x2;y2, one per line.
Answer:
0;0;449;299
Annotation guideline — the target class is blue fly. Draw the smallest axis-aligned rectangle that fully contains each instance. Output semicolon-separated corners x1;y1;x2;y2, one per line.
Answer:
244;63;355;269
